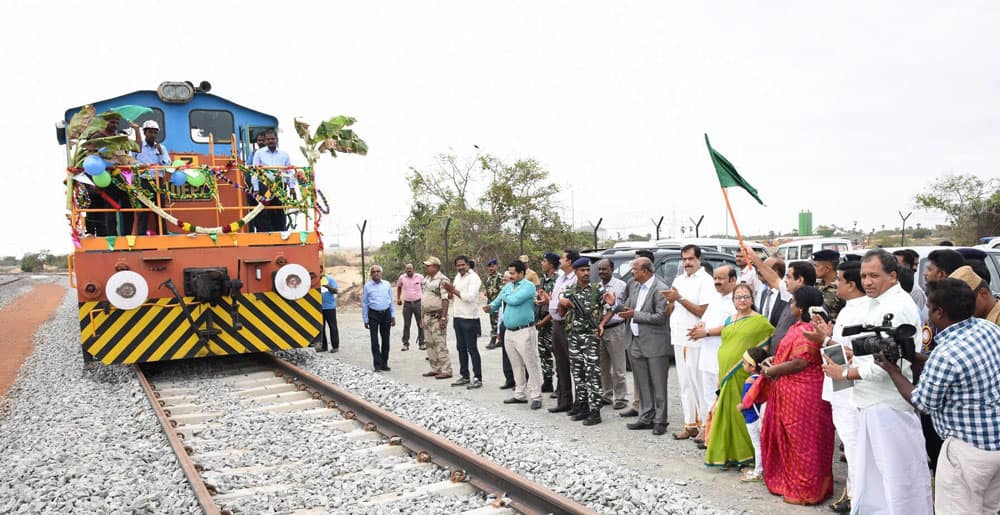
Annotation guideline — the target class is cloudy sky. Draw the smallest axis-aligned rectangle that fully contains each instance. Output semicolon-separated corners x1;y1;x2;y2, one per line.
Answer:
3;0;997;257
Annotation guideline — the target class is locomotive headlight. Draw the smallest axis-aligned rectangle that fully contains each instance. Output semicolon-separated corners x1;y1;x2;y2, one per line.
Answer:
275;264;310;300
105;270;149;310
157;81;194;103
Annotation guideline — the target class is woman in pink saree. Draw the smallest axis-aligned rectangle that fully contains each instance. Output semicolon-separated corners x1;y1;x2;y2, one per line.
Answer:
759;286;834;505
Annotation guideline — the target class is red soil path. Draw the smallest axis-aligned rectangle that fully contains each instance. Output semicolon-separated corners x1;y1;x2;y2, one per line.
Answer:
0;284;66;398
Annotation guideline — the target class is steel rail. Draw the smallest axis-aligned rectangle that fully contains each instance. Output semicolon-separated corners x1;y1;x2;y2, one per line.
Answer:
134;364;221;515
259;354;593;515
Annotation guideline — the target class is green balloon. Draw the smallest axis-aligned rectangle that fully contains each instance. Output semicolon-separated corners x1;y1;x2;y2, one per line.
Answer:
186;169;206;187
93;171;112;188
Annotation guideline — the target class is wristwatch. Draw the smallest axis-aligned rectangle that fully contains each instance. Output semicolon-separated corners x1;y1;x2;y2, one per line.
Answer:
841;368;850;380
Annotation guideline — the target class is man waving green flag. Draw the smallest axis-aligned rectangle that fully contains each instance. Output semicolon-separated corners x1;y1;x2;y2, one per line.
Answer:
705;134;764;205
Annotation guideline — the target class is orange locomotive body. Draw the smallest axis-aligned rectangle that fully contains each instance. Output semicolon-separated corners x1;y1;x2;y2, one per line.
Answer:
61;82;331;365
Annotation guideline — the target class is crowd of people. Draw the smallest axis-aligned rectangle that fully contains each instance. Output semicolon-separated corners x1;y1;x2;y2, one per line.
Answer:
350;244;999;514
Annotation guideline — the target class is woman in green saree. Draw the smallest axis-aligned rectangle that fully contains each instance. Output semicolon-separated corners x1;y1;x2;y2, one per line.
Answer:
691;283;774;469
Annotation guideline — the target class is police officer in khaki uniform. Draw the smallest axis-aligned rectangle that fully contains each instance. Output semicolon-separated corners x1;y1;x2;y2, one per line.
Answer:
420;256;453;379
812;249;845;323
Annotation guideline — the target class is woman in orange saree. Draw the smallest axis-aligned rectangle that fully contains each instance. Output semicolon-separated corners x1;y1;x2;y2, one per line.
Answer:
759;286;834;505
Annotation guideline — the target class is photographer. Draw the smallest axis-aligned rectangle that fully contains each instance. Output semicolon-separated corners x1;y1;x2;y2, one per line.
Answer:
822;249;932;514
876;278;1000;514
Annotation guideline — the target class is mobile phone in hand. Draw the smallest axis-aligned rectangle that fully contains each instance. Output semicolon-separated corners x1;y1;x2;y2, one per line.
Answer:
808;306;830;323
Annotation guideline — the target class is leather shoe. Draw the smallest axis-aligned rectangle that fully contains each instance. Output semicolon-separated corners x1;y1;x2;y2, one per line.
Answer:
673;427;698;440
381;366;391;371
503;397;528;404
422;371;439;377
582;413;602;426
618;408;639;418
499;383;515;390
626;421;654;430
530;400;542;410
653;423;668;436
434;373;452;379
570;410;591;421
451;377;470;387
612;400;628;410
541;381;554;393
548;405;570;413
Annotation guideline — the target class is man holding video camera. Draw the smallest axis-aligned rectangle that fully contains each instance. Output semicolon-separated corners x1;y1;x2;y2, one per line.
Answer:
820;249;932;514
877;278;1000;514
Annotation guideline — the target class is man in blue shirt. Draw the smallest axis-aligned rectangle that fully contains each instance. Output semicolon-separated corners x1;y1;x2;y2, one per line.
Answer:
318;274;339;352
250;129;292;232
878;278;1000;514
131;120;171;235
362;265;396;371
484;260;543;409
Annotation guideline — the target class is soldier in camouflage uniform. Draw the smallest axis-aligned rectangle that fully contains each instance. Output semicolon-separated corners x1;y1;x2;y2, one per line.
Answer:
483;259;503;349
535;252;560;392
811;249;845;323
557;257;605;426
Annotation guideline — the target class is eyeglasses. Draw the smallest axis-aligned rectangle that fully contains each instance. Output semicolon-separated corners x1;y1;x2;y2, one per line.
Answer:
733;295;753;301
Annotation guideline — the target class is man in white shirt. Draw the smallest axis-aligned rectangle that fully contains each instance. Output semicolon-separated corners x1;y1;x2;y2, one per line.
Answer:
443;255;484;388
250;129;293;232
805;260;870;513
662;245;716;440
816;250;932;515
735;248;764;292
689;265;737;443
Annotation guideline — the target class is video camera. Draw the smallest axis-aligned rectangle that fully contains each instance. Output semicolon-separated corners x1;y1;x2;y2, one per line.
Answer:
842;313;917;363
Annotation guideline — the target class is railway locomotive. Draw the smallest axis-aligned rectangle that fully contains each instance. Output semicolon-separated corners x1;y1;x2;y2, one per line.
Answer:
58;81;365;365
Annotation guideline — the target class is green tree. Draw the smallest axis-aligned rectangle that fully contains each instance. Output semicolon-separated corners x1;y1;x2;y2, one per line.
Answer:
20;253;43;272
915;173;1000;244
377;152;589;276
1;256;16;266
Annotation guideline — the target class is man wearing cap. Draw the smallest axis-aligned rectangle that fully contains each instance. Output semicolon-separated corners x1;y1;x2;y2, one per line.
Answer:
521;255;541;287
318;273;339;352
395;263;425;351
951;265;1000;325
132;120;171;236
483;259;503;350
813;249;845;323
361;265;396;372
539;249;581;412
558;258;606;426
534;252;560;393
421;257;453;379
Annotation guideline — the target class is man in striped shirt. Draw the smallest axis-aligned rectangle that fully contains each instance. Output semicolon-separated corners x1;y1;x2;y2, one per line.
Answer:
878;278;1000;514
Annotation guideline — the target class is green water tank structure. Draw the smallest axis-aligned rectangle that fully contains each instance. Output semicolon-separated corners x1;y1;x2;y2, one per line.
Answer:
798;211;813;236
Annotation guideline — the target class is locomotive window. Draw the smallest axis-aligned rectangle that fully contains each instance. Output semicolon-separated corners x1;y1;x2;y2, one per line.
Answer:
134;108;165;142
189;109;234;144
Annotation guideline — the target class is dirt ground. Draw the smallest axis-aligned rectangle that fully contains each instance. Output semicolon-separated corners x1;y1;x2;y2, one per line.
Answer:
0;283;66;398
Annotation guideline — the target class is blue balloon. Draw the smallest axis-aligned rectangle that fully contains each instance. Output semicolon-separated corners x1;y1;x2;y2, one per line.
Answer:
170;171;187;186
83;155;106;176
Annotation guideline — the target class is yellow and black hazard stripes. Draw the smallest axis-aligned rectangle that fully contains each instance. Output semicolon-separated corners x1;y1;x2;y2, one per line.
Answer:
78;289;321;365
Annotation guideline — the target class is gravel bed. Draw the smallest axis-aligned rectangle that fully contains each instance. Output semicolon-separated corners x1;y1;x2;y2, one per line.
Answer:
277;349;737;514
0;290;200;514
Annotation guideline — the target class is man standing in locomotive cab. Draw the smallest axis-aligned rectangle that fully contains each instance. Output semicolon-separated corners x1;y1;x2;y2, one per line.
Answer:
132;120;171;236
251;129;292;232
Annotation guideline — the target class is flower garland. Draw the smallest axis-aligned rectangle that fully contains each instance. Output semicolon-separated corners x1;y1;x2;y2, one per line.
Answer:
130;187;267;234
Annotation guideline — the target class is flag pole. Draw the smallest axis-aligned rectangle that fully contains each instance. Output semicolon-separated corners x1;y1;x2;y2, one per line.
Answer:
720;186;747;254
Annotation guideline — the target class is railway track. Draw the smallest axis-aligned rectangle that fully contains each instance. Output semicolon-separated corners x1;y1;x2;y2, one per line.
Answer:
0;275;27;288
135;354;591;515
